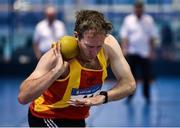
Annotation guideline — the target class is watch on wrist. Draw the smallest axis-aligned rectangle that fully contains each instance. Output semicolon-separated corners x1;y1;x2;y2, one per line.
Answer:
99;91;108;104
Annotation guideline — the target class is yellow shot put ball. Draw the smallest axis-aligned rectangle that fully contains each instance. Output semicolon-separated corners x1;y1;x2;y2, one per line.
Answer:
59;36;79;59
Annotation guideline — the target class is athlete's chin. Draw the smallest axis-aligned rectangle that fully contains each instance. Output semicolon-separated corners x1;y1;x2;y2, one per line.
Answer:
87;56;96;61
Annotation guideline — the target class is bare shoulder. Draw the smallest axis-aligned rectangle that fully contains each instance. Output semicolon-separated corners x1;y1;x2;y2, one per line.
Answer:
103;35;131;80
104;34;121;49
103;34;122;60
104;34;115;43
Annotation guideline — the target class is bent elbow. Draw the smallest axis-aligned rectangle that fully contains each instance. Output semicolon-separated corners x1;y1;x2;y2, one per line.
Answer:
129;80;136;95
18;94;29;105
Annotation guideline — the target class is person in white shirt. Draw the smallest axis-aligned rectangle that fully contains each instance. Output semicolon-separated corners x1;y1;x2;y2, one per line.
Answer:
33;5;67;59
120;0;158;103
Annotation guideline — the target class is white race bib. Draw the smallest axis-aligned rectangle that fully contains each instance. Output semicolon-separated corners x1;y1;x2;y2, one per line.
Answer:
71;84;102;100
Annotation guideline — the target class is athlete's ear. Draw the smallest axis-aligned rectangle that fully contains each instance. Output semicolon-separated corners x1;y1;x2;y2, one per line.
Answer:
74;31;83;41
74;31;78;38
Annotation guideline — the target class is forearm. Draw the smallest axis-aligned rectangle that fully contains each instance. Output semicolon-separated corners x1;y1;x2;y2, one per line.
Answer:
107;78;136;102
149;38;157;59
69;79;136;107
150;38;156;51
18;69;61;104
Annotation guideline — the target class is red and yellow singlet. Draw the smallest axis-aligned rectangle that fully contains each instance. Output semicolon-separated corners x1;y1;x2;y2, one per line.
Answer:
30;48;107;119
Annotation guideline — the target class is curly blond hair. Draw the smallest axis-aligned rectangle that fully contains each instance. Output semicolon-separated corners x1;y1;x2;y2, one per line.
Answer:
74;10;112;39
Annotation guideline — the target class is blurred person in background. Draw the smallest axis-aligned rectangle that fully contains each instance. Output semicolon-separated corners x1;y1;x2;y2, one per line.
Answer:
33;5;67;60
18;10;136;127
120;0;158;103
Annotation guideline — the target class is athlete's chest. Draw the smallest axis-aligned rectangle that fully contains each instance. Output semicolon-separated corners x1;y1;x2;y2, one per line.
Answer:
78;58;102;70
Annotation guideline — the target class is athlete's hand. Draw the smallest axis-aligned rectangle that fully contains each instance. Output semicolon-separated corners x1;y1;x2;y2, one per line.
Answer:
52;43;68;76
67;95;105;107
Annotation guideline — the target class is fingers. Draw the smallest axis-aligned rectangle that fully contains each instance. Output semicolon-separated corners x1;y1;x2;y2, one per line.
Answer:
56;42;61;55
53;44;57;56
67;99;86;107
67;95;105;107
53;42;61;57
67;98;92;107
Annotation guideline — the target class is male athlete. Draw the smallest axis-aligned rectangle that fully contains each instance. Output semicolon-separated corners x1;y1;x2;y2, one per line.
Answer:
18;10;136;127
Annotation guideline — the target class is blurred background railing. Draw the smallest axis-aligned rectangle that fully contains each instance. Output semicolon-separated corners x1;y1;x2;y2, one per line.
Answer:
0;0;180;77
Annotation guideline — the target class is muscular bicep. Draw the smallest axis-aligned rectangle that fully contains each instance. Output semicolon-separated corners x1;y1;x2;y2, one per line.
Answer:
105;35;132;80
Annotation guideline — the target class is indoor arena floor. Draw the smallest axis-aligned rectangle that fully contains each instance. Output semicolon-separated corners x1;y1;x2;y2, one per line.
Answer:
0;76;180;127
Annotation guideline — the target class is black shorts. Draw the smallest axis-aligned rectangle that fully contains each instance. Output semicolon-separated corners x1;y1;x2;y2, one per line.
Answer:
28;109;86;127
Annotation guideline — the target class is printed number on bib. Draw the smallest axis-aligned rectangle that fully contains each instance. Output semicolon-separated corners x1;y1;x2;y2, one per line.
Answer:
71;84;102;100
